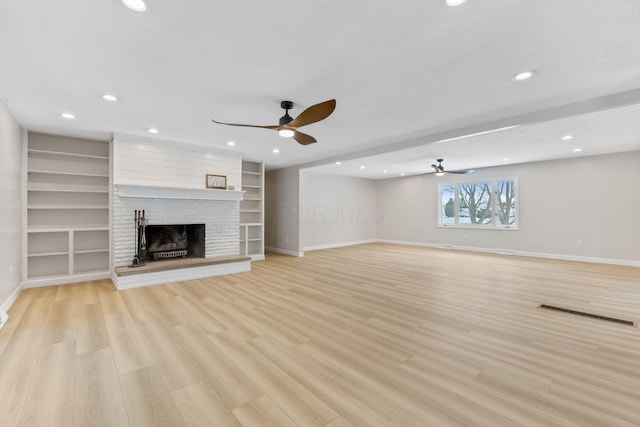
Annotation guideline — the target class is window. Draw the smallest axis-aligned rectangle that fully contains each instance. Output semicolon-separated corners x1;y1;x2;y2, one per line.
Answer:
438;179;518;229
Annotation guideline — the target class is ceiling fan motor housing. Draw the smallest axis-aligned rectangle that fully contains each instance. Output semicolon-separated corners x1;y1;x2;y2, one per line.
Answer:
279;100;294;126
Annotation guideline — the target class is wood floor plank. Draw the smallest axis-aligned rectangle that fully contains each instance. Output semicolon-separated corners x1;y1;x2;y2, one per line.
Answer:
76;302;110;355
173;322;263;408
104;311;154;375
136;321;203;391
119;365;186;427
326;417;357;427
18;341;76;427
209;330;340;427
75;348;130;427
248;333;438;426
41;299;77;346
172;381;243;427
232;394;298;427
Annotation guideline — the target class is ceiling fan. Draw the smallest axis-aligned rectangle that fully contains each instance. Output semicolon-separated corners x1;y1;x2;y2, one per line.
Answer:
431;158;474;176
211;99;336;145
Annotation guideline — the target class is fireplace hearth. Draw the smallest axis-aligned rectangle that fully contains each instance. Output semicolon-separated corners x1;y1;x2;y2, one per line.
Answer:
144;224;205;261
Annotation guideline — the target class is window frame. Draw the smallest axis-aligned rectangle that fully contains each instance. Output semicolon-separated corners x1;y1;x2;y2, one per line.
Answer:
437;177;519;230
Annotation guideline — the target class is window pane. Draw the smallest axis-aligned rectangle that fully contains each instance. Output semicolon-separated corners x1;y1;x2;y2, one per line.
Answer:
459;183;492;224
496;180;517;226
440;185;455;225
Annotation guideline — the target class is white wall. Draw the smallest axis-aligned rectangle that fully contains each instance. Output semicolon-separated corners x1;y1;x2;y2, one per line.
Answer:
112;134;241;189
0;103;23;313
300;172;378;250
265;167;302;256
376;151;640;265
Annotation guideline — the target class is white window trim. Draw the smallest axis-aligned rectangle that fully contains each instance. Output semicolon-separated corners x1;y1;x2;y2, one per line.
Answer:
437;177;519;230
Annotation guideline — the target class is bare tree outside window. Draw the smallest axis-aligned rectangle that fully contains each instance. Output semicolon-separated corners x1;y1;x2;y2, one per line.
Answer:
459;183;492;224
496;180;516;226
440;185;455;225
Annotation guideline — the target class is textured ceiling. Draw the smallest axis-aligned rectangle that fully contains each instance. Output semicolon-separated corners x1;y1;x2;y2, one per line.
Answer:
1;0;640;178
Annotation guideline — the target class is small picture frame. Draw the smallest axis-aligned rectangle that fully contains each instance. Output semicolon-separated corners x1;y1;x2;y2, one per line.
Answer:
206;174;227;189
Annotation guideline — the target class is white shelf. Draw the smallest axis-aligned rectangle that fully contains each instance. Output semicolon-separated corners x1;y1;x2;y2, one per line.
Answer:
241;185;262;189
28;204;109;210
28;169;109;178
240;209;262;213
28;251;69;257
240;222;262;226
28;149;109;160
28;183;108;193
28;225;109;232
74;248;109;254
242;171;261;175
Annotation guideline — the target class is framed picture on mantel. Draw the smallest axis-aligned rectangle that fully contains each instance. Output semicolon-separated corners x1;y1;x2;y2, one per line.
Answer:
206;174;227;189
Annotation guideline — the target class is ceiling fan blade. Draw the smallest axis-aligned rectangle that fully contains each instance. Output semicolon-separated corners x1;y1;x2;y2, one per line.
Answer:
288;99;336;128
211;119;279;131
431;164;442;173
447;169;474;174
293;130;317;145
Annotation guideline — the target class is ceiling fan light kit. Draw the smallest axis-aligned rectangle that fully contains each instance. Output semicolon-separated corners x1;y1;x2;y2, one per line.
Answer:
211;99;336;145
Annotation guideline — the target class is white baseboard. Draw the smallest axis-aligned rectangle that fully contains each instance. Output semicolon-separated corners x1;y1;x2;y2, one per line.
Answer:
265;246;304;257
377;239;440;249
303;239;377;252
377;239;640;267
514;250;640;267
22;271;111;289
0;282;24;330
0;311;8;331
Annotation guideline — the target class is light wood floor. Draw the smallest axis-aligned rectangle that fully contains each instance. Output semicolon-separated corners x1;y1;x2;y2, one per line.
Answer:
2;243;640;426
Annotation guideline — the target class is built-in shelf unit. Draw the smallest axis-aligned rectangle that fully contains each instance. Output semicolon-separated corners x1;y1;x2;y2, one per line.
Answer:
24;133;110;287
240;160;264;260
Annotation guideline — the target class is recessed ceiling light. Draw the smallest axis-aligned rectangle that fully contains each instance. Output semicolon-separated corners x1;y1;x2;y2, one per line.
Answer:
573;148;582;152
102;94;119;102
227;141;235;146
360;165;365;170
383;170;388;174
503;158;510;161
147;128;159;134
122;0;147;12
446;0;467;6
273;148;280;154
562;135;573;140
335;161;341;165
512;70;536;82
401;173;406;176
61;112;76;119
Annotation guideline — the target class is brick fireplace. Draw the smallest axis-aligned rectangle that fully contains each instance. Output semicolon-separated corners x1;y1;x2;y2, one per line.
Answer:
110;184;248;289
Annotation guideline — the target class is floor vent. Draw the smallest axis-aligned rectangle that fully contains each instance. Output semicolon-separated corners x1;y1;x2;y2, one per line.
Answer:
540;304;634;326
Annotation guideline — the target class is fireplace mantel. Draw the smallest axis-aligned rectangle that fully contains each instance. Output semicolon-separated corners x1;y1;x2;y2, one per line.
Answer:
116;184;245;201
